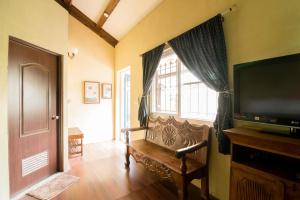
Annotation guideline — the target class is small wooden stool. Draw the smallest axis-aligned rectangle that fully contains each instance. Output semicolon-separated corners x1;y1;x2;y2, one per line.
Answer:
68;127;84;157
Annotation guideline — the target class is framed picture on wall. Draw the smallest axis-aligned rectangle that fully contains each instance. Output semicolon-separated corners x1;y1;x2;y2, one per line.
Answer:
102;83;112;99
84;81;100;104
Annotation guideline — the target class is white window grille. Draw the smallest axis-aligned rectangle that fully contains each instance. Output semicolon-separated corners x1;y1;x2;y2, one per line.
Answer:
151;46;218;121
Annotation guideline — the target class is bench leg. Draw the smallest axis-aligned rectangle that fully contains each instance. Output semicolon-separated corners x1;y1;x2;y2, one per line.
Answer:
125;143;130;169
201;174;210;200
125;152;130;168
124;131;130;169
175;177;188;200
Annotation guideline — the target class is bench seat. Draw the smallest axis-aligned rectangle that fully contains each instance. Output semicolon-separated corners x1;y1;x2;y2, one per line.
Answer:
130;140;204;174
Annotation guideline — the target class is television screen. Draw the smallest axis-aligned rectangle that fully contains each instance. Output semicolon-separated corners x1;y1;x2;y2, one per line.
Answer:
234;53;300;127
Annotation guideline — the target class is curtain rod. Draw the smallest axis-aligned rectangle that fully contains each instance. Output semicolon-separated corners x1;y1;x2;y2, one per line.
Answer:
139;4;237;57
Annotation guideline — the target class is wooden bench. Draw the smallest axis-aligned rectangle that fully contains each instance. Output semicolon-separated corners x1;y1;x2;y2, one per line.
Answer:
121;116;210;200
68;127;84;157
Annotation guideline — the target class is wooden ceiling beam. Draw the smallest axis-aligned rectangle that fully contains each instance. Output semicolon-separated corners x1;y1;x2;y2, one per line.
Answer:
97;0;120;28
55;0;118;47
69;5;118;46
64;0;72;8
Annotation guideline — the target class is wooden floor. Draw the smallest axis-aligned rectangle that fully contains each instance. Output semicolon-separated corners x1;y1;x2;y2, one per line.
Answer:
24;141;204;200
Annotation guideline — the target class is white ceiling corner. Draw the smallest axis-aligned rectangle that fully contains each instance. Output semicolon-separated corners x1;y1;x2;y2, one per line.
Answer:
102;0;163;40
72;0;111;22
72;0;163;41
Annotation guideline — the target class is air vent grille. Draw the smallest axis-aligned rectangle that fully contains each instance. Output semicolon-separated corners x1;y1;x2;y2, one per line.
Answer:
22;151;49;177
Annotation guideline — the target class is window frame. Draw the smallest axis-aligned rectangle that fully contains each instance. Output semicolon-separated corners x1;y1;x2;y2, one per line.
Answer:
150;47;218;123
153;59;179;114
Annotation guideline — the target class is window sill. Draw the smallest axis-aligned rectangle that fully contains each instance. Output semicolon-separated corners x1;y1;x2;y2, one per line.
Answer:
150;112;214;127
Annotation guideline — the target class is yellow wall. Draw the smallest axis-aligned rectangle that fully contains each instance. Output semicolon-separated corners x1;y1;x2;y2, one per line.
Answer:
115;0;300;199
68;16;115;143
0;0;69;199
1;0;300;199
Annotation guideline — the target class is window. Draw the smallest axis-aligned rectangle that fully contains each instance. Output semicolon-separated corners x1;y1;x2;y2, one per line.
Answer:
153;50;178;114
151;47;218;121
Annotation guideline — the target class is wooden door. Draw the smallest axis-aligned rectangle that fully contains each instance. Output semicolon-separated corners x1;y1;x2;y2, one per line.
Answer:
8;38;59;195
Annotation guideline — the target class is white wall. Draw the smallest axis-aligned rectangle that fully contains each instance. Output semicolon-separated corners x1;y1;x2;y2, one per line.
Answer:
68;16;115;143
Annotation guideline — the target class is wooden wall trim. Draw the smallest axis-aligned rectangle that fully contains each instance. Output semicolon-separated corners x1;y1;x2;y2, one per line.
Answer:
55;0;118;47
97;0;120;28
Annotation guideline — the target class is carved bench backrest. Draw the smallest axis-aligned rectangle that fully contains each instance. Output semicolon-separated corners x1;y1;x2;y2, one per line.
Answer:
146;116;210;165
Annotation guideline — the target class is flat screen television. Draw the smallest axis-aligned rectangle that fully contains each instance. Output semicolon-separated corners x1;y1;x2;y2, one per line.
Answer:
234;53;300;128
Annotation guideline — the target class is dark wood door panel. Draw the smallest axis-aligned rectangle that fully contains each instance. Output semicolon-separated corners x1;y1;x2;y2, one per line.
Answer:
8;38;58;195
21;63;50;136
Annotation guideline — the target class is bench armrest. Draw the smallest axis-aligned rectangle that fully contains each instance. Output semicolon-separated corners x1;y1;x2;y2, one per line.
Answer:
175;140;208;158
122;127;148;145
121;127;147;133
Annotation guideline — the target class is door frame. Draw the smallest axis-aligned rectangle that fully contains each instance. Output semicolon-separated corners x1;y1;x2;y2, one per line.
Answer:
8;36;64;174
116;66;131;141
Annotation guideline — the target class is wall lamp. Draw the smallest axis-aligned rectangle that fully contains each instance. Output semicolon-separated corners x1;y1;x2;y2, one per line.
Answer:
68;48;79;59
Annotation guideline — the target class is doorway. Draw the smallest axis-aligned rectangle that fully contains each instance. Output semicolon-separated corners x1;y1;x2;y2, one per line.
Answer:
8;37;62;196
116;67;131;141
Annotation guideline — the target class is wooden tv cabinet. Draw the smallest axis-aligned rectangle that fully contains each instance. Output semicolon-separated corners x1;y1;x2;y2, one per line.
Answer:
224;128;300;200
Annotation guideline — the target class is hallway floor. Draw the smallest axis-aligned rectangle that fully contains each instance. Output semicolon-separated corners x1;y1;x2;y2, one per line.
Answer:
23;141;203;200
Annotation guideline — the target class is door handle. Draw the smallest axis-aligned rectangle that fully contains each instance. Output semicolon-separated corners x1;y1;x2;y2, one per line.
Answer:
51;115;60;120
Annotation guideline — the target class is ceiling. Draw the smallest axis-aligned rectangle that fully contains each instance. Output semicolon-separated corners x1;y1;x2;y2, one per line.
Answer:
72;0;163;41
72;0;111;22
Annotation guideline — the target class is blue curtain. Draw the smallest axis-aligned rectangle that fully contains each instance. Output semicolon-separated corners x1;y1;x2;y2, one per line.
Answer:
168;14;232;154
138;44;165;127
